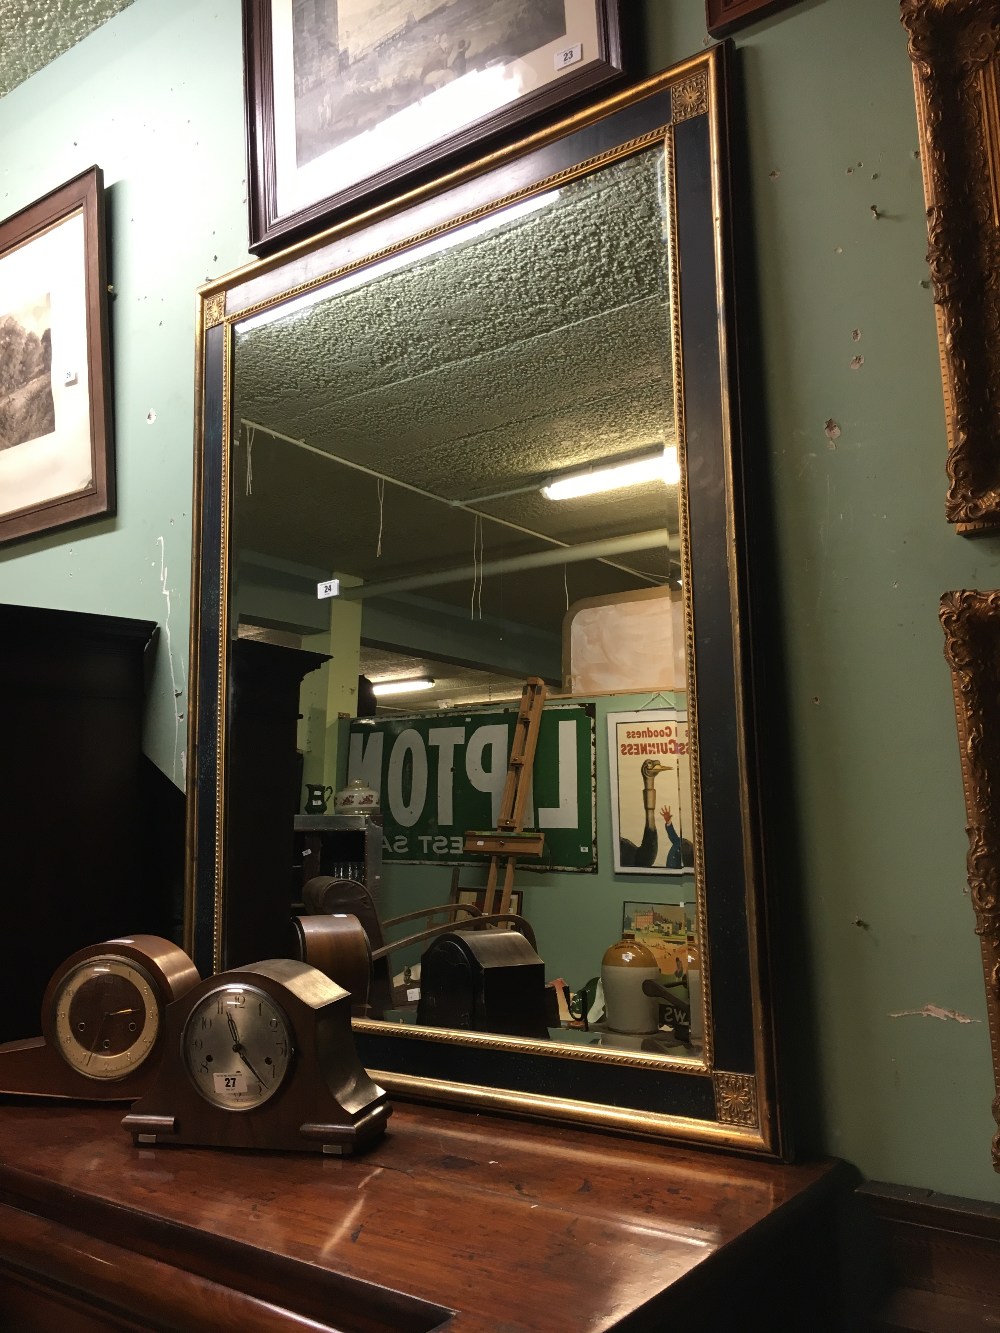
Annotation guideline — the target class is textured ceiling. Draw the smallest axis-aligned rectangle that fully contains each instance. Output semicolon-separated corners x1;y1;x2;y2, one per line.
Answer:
232;146;681;640
0;0;134;98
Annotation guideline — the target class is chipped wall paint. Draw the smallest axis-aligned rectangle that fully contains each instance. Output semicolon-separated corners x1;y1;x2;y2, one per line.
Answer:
157;534;186;786
889;1006;980;1024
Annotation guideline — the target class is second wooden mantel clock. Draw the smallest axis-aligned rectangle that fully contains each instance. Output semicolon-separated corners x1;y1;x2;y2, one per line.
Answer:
0;935;200;1100
123;957;391;1155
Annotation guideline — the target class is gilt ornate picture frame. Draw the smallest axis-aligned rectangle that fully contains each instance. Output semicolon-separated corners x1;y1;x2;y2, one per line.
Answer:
0;167;114;545
902;0;1000;533
940;589;1000;1169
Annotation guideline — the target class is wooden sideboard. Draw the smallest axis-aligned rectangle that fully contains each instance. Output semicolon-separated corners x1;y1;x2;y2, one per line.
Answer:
0;1098;852;1331
0;603;162;1045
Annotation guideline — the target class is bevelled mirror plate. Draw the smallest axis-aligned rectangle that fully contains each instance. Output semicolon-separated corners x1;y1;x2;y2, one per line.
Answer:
190;45;783;1155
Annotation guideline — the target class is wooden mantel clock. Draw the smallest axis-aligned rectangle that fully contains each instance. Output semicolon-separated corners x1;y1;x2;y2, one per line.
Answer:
122;958;391;1155
0;936;200;1100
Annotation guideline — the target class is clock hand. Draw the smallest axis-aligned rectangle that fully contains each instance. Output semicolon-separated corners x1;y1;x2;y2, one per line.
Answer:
227;1012;241;1048
84;1012;111;1064
234;1044;269;1090
84;1007;143;1064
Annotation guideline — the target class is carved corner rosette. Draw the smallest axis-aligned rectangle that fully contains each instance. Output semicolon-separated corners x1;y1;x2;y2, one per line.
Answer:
940;589;1000;1165
203;292;227;329
713;1071;758;1127
900;0;1000;531
671;73;709;125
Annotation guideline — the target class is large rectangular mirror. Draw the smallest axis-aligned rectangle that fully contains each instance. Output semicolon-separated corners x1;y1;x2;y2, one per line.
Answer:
190;45;783;1154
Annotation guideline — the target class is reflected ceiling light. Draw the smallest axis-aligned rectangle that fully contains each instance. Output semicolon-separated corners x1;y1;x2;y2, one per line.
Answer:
541;446;680;501
371;676;435;697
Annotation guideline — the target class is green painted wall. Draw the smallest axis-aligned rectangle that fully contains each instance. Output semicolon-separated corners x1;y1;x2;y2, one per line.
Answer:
0;0;247;788
3;0;999;1201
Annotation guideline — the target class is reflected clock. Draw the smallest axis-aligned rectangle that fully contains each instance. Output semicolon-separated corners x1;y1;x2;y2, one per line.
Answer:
0;936;201;1100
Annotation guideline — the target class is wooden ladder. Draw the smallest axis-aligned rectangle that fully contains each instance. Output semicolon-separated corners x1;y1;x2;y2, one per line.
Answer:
460;676;547;916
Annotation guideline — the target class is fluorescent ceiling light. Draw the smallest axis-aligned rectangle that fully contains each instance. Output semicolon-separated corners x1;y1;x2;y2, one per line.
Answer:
372;676;435;697
542;447;680;501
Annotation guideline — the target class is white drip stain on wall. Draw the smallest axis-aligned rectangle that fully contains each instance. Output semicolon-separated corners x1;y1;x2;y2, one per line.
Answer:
157;534;186;785
888;1004;979;1024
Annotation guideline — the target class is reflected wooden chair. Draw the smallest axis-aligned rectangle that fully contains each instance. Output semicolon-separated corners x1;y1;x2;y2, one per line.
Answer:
300;875;538;1018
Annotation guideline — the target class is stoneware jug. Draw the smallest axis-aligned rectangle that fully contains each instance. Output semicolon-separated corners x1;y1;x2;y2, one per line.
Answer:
601;933;661;1035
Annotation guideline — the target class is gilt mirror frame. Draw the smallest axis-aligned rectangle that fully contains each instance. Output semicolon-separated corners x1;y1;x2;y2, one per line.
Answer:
902;0;1000;534
940;590;1000;1169
188;45;785;1156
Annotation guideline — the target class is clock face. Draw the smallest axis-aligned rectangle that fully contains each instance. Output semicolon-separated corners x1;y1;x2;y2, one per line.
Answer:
182;983;293;1111
53;954;162;1080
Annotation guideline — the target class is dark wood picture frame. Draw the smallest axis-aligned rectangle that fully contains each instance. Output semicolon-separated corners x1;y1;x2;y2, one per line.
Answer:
0;166;114;545
902;0;1000;533
940;589;1000;1170
706;0;801;38
243;0;624;253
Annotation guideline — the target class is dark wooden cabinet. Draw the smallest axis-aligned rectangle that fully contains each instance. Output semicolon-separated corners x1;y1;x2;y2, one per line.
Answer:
0;603;161;1043
224;638;329;969
0;1100;852;1331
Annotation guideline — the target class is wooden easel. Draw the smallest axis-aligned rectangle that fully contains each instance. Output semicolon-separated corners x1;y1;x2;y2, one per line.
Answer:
454;677;547;916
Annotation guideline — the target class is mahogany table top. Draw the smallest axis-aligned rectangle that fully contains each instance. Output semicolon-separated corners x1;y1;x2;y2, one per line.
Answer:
0;1097;847;1331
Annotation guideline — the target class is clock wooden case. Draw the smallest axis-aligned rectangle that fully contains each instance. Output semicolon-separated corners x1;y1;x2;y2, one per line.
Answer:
123;958;391;1154
0;936;200;1100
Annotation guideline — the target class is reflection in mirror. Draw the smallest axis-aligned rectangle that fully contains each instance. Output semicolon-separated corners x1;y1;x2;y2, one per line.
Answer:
226;141;703;1065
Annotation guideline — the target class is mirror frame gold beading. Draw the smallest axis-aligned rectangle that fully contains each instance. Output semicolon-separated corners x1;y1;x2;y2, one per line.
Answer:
188;45;785;1157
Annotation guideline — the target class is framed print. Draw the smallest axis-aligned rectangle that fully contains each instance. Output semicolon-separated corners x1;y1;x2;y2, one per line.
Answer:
706;0;801;37
941;589;1000;1168
243;0;624;252
458;887;522;916
901;0;1000;532
0;167;114;545
622;900;696;976
608;709;693;875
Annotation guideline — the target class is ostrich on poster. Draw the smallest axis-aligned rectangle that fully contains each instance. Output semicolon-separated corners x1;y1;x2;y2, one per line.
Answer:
608;709;692;875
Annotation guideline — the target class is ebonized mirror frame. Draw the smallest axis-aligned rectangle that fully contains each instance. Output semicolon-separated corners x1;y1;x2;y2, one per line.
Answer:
189;45;785;1156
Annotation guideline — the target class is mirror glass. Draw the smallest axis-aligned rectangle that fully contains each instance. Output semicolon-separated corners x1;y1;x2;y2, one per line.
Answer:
229;138;699;1059
193;50;782;1153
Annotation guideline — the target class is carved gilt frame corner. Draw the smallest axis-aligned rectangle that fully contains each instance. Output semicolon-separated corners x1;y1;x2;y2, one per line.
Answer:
901;0;1000;534
940;589;1000;1169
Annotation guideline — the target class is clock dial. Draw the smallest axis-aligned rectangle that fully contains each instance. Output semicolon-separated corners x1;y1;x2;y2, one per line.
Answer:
182;983;293;1111
53;954;161;1080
